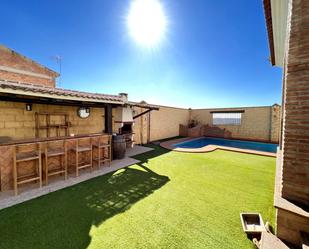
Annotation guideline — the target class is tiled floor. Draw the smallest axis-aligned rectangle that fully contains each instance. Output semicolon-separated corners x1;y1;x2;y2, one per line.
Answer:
126;145;154;157
0;145;153;210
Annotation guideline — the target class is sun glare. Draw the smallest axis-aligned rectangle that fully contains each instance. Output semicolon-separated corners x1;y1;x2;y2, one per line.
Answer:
127;0;167;48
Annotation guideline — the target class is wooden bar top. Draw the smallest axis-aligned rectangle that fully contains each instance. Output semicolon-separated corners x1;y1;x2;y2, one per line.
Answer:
0;133;109;146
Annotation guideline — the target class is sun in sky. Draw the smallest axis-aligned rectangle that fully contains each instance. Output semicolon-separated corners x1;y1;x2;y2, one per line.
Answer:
126;0;168;48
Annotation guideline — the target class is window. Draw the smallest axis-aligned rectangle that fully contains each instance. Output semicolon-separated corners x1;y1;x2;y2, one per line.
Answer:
212;112;242;125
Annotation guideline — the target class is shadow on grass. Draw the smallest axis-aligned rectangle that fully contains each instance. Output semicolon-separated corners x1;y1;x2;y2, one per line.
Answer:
133;144;171;168
0;164;169;249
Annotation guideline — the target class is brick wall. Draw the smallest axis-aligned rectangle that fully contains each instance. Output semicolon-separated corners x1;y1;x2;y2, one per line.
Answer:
281;0;309;207
277;208;309;246
0;45;57;87
203;125;232;138
187;124;204;137
0;71;55;88
0;102;105;141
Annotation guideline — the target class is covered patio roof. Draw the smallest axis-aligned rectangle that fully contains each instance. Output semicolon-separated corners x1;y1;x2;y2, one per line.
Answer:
0;79;126;106
127;101;160;120
128;101;159;110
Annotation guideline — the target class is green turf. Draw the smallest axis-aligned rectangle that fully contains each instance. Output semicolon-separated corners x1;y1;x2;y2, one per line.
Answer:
0;145;276;249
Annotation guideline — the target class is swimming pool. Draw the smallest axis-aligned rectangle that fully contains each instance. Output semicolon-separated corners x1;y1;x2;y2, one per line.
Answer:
173;137;278;153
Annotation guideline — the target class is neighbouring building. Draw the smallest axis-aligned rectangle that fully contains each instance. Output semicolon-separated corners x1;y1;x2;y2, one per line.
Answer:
0;46;59;88
263;0;309;247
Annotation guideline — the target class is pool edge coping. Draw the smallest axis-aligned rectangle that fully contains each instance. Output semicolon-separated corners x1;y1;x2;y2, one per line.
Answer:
160;137;277;157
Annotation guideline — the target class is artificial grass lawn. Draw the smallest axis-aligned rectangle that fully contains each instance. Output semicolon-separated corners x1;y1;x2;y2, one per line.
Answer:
0;145;276;249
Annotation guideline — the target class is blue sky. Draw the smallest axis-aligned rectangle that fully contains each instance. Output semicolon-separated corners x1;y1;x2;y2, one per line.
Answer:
0;0;282;108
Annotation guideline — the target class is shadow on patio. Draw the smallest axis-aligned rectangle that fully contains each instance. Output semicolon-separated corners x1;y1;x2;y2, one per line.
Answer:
0;162;169;249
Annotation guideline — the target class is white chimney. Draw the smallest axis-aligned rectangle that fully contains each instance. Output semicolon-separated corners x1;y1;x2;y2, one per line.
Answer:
119;93;128;103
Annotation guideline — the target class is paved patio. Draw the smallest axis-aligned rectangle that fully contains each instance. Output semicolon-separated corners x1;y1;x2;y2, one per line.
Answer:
0;145;154;210
126;145;154;157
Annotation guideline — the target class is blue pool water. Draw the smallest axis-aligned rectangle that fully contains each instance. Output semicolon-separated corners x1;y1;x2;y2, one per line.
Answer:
173;137;278;153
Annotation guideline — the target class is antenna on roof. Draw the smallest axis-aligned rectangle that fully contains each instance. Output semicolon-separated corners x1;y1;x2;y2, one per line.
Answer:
51;55;62;87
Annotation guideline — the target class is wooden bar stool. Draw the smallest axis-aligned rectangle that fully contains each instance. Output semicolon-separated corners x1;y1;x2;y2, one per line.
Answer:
92;135;112;168
13;142;42;195
72;137;93;177
44;140;67;185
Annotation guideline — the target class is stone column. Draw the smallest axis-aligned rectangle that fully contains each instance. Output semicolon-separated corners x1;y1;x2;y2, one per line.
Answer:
270;104;281;143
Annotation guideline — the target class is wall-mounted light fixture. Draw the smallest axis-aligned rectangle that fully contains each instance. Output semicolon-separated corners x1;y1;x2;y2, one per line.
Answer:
26;104;32;111
77;107;90;119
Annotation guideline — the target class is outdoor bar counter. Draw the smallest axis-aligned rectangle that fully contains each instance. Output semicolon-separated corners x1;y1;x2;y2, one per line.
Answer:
0;133;112;192
0;133;107;146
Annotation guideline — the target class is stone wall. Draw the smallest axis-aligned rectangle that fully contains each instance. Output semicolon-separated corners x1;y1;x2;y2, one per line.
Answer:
149;106;189;142
271;104;281;143
132;104;280;144
0;101;106;141
281;0;309;207
132;107;150;145
0;101;281;146
191;105;280;142
132;105;189;144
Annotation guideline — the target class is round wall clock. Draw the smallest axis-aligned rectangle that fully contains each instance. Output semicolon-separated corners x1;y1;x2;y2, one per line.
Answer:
77;107;90;119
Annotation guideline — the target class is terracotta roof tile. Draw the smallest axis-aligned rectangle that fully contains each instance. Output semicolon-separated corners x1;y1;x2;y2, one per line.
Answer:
0;80;124;104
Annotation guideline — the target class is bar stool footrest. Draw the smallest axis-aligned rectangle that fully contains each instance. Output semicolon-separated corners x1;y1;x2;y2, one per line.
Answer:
47;168;66;177
17;175;40;185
